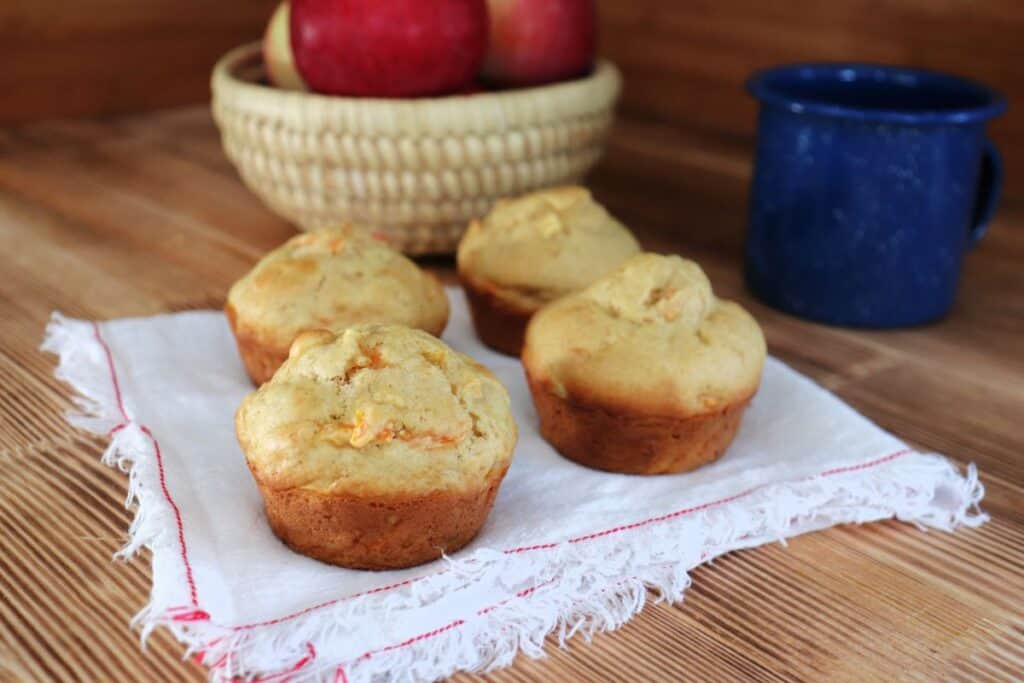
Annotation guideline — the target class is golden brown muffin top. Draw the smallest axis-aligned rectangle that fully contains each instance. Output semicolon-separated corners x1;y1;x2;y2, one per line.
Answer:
523;253;766;417
236;325;517;495
456;186;640;310
227;229;449;351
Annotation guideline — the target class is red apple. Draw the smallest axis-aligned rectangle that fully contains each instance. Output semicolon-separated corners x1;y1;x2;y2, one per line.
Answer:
482;0;596;87
290;0;489;97
457;80;490;95
263;2;308;91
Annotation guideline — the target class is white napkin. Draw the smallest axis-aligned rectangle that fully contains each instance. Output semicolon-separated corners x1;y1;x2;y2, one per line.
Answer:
43;288;985;682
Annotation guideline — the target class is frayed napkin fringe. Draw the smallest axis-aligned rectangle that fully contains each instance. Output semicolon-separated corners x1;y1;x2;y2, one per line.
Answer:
42;312;987;683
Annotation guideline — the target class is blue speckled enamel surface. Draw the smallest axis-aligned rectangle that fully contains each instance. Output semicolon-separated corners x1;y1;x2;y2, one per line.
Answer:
745;63;1006;327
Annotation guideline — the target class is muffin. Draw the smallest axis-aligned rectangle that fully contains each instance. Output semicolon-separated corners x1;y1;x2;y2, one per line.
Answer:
456;186;640;355
522;253;765;475
235;324;517;569
226;229;449;384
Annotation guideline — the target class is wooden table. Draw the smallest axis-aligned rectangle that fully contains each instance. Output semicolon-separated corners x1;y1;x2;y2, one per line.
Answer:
1;107;1022;682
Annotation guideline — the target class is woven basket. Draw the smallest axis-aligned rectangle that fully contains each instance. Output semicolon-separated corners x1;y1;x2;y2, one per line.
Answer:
211;43;621;254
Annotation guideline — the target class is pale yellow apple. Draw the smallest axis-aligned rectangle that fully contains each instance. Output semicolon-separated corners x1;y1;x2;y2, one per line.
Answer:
263;2;308;91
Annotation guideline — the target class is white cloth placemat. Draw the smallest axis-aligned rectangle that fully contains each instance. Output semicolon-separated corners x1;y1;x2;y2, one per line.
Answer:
42;288;985;682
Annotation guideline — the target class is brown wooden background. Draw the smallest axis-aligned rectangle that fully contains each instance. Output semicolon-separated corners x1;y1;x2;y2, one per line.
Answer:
1;0;1021;197
0;0;278;122
601;0;1024;198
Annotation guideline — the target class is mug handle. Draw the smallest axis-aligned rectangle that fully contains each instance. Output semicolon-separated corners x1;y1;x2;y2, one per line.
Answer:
968;139;1003;247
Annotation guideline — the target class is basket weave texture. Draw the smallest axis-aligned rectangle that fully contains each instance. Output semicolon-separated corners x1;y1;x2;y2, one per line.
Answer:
211;43;621;254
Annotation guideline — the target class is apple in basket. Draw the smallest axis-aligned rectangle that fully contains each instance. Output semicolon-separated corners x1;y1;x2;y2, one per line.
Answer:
289;0;489;97
481;0;597;87
263;2;307;90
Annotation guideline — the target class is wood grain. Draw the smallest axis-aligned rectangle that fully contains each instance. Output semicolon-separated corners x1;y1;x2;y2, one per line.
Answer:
0;106;1022;681
597;0;1024;199
0;0;277;124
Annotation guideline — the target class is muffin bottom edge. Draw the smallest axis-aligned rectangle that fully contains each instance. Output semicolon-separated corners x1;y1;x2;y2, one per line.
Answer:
458;272;536;357
525;370;752;475
225;303;289;385
254;468;509;570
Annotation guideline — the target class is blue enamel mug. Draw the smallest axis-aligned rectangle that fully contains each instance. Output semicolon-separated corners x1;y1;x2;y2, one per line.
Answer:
745;63;1007;327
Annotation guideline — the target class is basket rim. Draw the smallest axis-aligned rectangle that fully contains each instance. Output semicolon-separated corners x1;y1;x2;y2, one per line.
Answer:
211;42;622;135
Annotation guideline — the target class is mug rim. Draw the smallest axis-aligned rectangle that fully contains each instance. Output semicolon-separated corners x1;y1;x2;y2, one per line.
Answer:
746;62;1007;124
